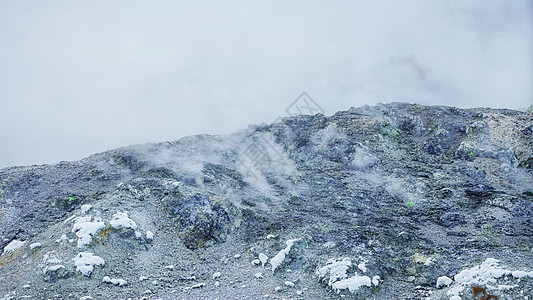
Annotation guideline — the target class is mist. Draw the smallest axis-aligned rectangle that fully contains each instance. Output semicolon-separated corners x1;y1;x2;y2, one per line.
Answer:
1;0;531;168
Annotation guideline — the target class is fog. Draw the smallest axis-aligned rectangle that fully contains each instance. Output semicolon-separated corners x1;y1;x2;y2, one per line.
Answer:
1;1;531;168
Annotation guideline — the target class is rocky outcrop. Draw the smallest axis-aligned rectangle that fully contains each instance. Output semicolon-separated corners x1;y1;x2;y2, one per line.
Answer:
0;103;532;299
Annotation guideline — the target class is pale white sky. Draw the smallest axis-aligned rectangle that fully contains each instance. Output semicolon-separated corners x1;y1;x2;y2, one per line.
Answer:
1;0;532;168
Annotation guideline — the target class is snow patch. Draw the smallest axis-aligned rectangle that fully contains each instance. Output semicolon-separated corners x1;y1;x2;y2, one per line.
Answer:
424;258;434;266
72;217;105;248
146;231;154;240
512;270;533;278
183;283;206;291
212;272;221;279
64;215;77;224
444;258;531;298
2;240;25;255
29;242;41;249
103;276;127;286
332;275;371;293
109;211;137;230
259;253;268;267
72;252;105;277
372;275;380;286
318;258;352;286
285;281;295;287
81;204;92;214
56;234;67;243
357;262;367;273
318;257;375;294
270;238;300;271
436;276;453;288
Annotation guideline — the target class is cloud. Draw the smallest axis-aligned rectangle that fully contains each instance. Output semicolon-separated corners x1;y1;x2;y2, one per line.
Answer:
0;0;531;167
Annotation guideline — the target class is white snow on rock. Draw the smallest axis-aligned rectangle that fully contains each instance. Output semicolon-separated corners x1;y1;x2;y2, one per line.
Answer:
56;234;67;243
183;283;206;291
436;276;453;288
102;276;127;286
259;253;268;267
444;258;532;299
424;258;434;266
332;275;371;293
357;262;367;273
29;242;41;249
270;238;300;271
284;281;295;287
146;231;154;240
109;211;137;230
211;272;221;279
81;204;92;214
79;296;94;300
64;215;77;224
512;270;533;278
254;272;263;279
72;217;105;248
266;234;276;239
72;252;105;277
134;231;142;239
372;275;380;286
317;257;374;294
2;240;25;255
317;258;352;286
251;259;261;265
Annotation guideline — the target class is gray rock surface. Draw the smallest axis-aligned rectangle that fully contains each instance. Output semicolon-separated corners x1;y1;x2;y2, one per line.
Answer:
0;102;532;299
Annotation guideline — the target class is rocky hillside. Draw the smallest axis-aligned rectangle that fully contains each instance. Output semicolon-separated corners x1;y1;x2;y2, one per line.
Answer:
1;103;532;300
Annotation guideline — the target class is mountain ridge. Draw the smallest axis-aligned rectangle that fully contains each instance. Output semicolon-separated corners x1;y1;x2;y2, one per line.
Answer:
1;102;532;299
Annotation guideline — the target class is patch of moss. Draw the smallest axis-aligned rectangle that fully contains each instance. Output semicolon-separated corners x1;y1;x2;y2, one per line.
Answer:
519;157;533;169
51;195;80;210
382;123;402;142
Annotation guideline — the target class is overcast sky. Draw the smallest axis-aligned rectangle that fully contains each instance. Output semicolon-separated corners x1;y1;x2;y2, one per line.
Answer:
1;1;532;168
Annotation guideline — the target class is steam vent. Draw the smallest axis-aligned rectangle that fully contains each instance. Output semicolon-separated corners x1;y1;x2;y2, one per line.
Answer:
1;103;532;299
